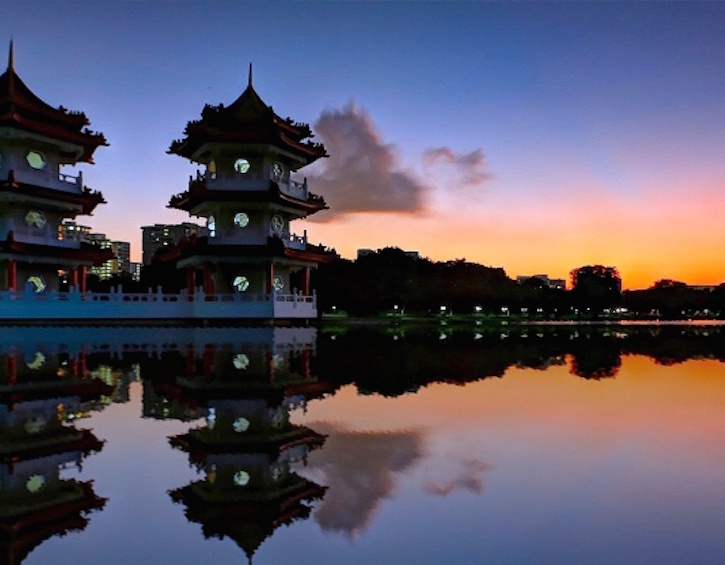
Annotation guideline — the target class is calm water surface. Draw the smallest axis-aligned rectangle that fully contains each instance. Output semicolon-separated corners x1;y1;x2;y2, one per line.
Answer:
3;324;724;564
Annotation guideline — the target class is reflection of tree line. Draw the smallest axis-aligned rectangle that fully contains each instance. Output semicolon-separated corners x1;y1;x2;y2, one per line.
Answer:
314;326;725;391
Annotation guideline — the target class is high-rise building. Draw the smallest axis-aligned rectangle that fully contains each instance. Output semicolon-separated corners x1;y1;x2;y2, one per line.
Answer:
141;222;208;265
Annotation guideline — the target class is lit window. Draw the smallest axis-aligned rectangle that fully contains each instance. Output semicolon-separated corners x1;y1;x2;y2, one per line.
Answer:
233;417;250;433
234;470;250;487
234;158;250;174
26;351;46;370
233;353;250;370
26;150;46;170
234;212;249;228
233;276;249;292
272;276;284;292
25;210;46;228
28;276;46;293
272;161;284;180
26;474;46;493
207;216;216;237
270;214;284;233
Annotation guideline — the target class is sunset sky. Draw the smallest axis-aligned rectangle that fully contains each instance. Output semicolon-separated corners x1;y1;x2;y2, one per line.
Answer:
2;2;725;289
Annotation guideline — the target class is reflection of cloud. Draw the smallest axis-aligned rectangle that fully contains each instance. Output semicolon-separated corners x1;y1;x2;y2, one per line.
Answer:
306;102;428;220
301;422;424;538
423;146;491;190
423;458;490;496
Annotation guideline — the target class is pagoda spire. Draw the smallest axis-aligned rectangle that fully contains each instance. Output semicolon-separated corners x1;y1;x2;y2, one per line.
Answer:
248;63;253;88
7;38;13;71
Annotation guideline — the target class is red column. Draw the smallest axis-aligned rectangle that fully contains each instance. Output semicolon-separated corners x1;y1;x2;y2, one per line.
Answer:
302;267;311;295
266;264;274;295
78;266;87;293
6;260;17;291
6;353;17;385
186;267;195;294
203;263;214;294
69;268;79;290
78;351;87;378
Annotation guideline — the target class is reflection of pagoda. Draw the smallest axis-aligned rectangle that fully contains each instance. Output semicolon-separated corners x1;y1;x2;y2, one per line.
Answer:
0;42;111;294
163;68;337;318
167;330;333;561
0;349;111;565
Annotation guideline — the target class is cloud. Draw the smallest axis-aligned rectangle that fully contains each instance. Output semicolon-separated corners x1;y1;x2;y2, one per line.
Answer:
305;102;429;221
423;146;492;189
423;458;490;496
300;422;425;538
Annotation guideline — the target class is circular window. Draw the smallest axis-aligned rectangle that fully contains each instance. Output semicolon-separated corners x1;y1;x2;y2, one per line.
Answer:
26;474;46;493
234;470;250;487
234;212;249;228
272;161;284;180
270;214;284;233
26;151;46;170
234;158;250;174
25;210;46;228
233;353;250;370
233;417;250;433
233;276;250;292
272;275;284;292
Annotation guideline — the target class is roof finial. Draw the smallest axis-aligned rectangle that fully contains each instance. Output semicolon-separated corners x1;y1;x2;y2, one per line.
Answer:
8;38;14;71
248;63;253;88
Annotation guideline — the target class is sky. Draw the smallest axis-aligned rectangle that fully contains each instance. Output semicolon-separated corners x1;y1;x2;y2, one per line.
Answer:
2;1;725;289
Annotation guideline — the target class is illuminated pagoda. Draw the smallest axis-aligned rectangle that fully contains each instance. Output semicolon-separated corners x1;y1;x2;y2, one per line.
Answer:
0;42;110;294
0;348;111;565
165;66;337;319
167;329;332;561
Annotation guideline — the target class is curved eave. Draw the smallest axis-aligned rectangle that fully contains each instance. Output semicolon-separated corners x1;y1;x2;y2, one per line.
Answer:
168;182;327;215
153;237;337;265
168;127;326;164
0;239;115;266
0;111;107;163
0;178;106;215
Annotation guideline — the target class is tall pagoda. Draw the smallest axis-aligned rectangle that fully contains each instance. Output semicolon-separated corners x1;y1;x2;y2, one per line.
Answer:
166;67;337;318
0;42;110;294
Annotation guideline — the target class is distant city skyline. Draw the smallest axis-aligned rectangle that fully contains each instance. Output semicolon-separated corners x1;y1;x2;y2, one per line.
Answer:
2;2;724;289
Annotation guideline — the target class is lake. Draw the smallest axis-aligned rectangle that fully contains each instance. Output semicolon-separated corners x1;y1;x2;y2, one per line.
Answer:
3;323;725;564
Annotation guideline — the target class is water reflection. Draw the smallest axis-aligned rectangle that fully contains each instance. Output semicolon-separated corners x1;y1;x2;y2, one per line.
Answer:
1;323;724;564
0;347;110;565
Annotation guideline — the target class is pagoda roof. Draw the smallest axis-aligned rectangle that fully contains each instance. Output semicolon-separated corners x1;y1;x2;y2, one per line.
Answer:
168;68;327;165
153;234;338;265
0;42;107;163
0;235;115;267
169;476;326;560
168;179;327;215
0;480;105;565
0;172;106;215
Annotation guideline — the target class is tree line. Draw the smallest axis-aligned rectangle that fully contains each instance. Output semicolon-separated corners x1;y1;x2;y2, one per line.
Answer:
314;247;725;319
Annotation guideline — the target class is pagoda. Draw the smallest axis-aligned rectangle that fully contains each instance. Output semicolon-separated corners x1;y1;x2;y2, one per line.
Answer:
0;347;111;565
166;330;333;561
0;42;111;294
165;66;337;319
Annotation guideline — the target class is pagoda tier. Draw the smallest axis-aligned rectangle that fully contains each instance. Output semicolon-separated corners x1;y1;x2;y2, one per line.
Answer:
155;235;337;266
0;43;107;163
169;178;327;216
0;480;105;565
168;70;326;167
0;172;106;216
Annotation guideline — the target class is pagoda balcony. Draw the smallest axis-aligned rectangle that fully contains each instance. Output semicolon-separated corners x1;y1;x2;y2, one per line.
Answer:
8;225;83;249
10;168;85;194
282;230;307;251
190;171;312;201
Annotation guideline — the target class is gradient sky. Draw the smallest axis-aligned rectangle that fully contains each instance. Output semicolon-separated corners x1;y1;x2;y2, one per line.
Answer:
2;1;725;289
